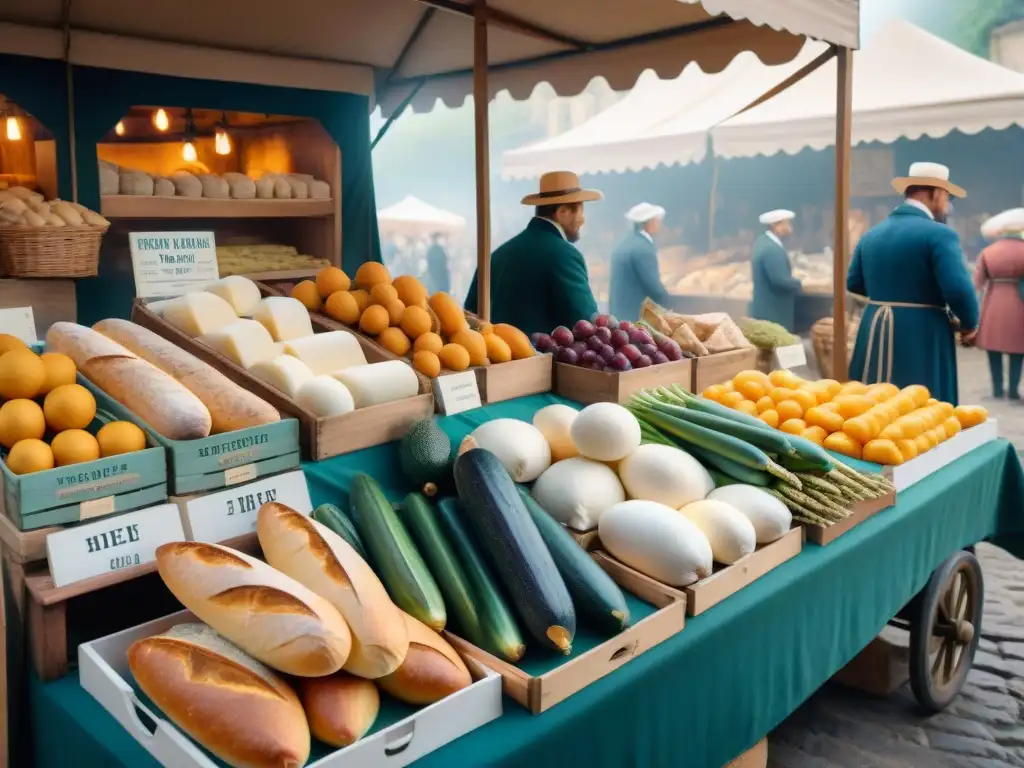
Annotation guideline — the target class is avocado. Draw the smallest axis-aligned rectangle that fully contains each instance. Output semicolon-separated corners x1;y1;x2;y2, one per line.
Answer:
399;418;453;496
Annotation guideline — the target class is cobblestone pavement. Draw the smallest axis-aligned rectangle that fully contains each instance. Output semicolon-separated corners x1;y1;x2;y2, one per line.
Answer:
769;347;1024;768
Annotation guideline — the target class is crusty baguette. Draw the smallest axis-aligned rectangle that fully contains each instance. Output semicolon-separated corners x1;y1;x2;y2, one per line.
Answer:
378;613;472;705
128;623;310;768
156;542;352;677
296;672;379;748
256;502;409;679
93;318;280;433
46;322;212;440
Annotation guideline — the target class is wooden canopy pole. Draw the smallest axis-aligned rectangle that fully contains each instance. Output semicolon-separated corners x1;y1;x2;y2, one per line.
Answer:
831;46;853;381
473;0;492;320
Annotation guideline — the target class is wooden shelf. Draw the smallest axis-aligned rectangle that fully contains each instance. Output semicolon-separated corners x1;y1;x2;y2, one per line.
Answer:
100;195;334;219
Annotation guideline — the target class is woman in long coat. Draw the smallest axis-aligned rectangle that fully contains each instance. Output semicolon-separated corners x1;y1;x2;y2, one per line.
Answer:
975;208;1024;399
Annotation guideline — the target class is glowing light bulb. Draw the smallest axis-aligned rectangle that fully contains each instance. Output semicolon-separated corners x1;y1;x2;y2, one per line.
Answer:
214;128;231;155
182;141;197;163
153;109;169;131
5;117;21;141
114;120;126;136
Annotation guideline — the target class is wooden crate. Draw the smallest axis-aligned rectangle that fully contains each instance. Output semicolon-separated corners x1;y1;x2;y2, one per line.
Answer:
691;348;759;392
726;739;768;768
832;629;910;697
554;358;693;404
130;299;434;461
445;552;685;714
801;491;896;546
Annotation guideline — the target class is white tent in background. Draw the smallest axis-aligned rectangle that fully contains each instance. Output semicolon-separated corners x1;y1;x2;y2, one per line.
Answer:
501;41;829;179
712;19;1024;158
377;196;466;237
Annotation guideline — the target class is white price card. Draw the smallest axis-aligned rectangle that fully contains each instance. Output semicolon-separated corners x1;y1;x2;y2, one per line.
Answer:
433;371;482;416
0;306;38;343
176;470;312;543
774;343;808;371
129;231;219;299
46;503;186;588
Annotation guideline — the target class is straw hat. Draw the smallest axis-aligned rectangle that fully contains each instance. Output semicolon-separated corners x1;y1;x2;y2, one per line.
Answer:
626;202;666;223
521;171;603;206
892;162;966;199
759;209;795;225
981;208;1024;240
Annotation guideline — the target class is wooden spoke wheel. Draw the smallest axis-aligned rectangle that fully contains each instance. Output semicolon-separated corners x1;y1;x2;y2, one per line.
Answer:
908;550;984;712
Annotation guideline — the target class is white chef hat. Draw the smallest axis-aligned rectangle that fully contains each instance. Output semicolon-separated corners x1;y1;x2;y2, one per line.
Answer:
981;208;1024;240
626;202;666;224
759;209;795;225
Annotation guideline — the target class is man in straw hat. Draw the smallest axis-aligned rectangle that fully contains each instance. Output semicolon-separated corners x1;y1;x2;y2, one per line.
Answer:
750;209;802;331
465;171;600;335
847;162;979;404
609;202;672;321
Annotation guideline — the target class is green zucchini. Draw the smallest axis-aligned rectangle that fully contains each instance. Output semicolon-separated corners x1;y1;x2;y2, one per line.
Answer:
637;397;798;456
454;448;576;654
516;486;629;635
311;503;369;561
778;433;834;471
679;441;773;486
397;493;483;646
435;497;526;662
347;474;446;631
636;407;771;470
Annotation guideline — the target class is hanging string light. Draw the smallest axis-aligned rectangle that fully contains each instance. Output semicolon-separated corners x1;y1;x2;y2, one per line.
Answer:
214;112;232;155
4;115;21;141
182;108;197;162
153;108;170;132
114;120;126;137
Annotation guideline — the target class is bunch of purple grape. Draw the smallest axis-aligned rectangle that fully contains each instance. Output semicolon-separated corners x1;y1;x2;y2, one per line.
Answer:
530;314;686;372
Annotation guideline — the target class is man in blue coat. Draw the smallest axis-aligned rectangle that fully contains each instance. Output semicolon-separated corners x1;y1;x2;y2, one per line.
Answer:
750;209;802;331
609;202;672;321
848;162;979;404
465;171;599;336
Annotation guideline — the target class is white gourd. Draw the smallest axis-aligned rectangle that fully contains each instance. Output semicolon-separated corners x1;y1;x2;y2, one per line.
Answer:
468;419;551;482
531;404;580;462
707;485;792;544
617;444;713;508
331;361;419;408
531;457;624;531
598;500;713;587
570;402;641;462
296;376;355;417
678;500;756;565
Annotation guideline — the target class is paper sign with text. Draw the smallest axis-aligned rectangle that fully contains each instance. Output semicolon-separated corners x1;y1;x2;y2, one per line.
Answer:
774;343;808;370
0;306;38;343
177;470;311;543
46;503;185;588
130;231;219;299
433;371;482;415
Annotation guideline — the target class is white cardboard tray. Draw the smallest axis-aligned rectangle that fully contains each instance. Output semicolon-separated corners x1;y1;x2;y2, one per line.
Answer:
79;611;503;768
884;419;999;492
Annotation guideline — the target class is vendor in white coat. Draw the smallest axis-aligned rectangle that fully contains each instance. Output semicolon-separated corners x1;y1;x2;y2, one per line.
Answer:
609;202;673;321
749;209;802;330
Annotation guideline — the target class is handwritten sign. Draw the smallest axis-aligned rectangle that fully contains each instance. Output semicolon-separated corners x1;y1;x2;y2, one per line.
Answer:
129;231;219;299
433;371;482;416
0;306;37;343
176;470;312;543
46;503;186;588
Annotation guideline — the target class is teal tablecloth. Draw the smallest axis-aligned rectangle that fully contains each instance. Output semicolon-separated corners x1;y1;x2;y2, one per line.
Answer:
26;395;1024;768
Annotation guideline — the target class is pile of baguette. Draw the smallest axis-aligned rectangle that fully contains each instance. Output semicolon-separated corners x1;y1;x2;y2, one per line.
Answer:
0;187;109;228
46;320;280;439
137;502;472;767
99;159;331;200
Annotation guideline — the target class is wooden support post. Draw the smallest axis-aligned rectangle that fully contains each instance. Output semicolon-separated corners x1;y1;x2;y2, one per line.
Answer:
831;47;853;381
473;1;492;320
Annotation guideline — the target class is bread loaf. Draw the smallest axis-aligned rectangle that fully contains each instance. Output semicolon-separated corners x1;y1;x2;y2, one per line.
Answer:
262;173;291;199
297;673;378;748
378;613;471;704
308;180;330;200
283;175;309;199
156;542;352;677
257;502;409;679
254;177;274;200
119;170;154;196
171;171;203;198
50;201;85;226
128;622;310;768
43;212;66;227
93;319;280;433
153;176;176;197
46;322;212;440
98;160;119;195
197;174;230;199
22;210;45;227
224;173;257;200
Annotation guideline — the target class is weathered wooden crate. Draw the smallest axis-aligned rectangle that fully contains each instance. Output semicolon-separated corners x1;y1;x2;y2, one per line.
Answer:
691;348;759;392
554;358;693;404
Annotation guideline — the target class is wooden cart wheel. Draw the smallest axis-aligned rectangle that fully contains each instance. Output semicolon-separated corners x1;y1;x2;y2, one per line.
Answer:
909;550;984;712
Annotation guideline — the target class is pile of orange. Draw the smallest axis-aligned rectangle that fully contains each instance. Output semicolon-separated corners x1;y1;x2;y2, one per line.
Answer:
291;264;535;378
0;335;146;475
703;369;989;465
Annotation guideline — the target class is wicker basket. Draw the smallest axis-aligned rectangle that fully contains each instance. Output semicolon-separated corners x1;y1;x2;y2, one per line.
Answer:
811;316;860;377
0;225;107;277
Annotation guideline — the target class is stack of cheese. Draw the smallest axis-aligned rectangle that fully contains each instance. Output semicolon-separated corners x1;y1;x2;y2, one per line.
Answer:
152;275;420;418
46;321;280;440
138;502;471;768
0;187;109;228
100;160;331;200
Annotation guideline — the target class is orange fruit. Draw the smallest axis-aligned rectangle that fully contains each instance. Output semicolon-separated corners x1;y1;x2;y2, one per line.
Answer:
96;421;147;457
0;399;46;449
38;352;77;396
392;275;427;308
769;387;796;404
0;333;28;356
0;349;45;400
759;409;780;428
413;350;441;378
51;429;100;466
780;418;807;435
954;405;987;428
358;305;390;335
805;405;844;433
800;425;828;446
315;266;351;297
895;439;918;462
349;289;371;314
736;379;767;401
901;385;931;407
720;391;746;408
755;396;775;414
354;262;391;290
325;291;361;325
788;389;817;412
6;438;54;475
400;305;432;339
735;400;759;417
43;384;97;432
824;431;862;459
413;332;444;356
819;379;842;398
768;369;800;388
370;283;400;306
838;381;869;396
291;280;322;311
776;400;804;422
833;394;874;419
702;384;727;402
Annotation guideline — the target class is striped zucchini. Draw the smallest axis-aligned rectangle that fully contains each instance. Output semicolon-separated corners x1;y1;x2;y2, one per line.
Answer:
398;493;484;647
435;497;526;662
311;503;369;561
347;474;446;631
679;441;773;486
454;448;576;654
637;408;771;471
